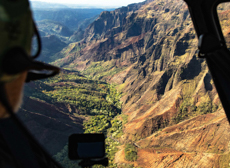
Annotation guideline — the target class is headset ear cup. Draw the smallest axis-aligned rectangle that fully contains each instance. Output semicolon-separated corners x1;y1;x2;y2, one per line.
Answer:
25;62;60;82
2;47;60;82
26;69;59;82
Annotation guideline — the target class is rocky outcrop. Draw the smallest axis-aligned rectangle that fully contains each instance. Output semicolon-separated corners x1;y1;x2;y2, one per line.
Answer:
83;1;148;42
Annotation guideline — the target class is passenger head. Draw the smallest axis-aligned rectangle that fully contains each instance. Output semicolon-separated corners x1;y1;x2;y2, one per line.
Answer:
0;0;60;118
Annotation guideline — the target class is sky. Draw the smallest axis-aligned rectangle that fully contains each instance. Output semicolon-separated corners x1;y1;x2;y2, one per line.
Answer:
30;0;146;8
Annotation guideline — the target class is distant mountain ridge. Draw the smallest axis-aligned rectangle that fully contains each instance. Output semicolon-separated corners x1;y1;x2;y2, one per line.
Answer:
31;6;106;63
30;0;134;9
33;8;105;31
30;1;69;9
30;1;116;9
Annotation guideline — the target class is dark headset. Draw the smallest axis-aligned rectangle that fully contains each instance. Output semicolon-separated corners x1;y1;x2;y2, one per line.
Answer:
1;22;60;83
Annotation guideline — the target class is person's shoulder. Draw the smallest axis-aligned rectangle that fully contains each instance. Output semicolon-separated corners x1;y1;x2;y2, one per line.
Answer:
0;129;17;168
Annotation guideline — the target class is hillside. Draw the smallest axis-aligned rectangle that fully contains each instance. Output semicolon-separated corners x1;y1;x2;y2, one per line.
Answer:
18;79;84;155
18;70;123;168
31;7;107;64
48;0;230;167
33;8;105;31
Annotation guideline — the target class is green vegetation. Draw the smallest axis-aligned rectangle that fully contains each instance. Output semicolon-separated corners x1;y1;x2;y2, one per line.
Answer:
219;151;230;168
82;115;121;168
38;70;124;167
54;145;81;168
173;98;219;124
124;144;138;162
83;103;125;168
105;137;120;168
108;119;123;138
83;115;110;134
82;61;125;80
41;71;121;116
120;114;129;124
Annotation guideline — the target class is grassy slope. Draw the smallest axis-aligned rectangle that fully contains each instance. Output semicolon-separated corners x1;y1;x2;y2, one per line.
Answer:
26;70;124;167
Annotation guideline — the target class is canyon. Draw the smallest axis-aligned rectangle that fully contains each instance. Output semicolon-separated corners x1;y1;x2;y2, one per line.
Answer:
20;0;230;167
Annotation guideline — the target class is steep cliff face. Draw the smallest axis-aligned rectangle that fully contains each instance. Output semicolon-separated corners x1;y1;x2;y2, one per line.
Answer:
83;1;147;42
52;0;230;167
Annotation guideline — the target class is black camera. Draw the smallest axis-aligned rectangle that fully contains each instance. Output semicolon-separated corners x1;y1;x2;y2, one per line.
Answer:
68;134;108;167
